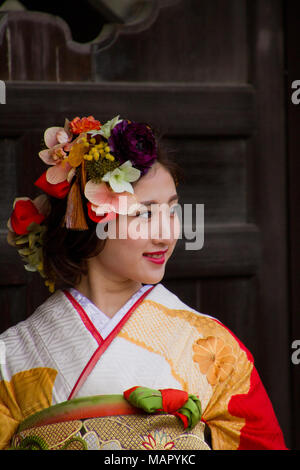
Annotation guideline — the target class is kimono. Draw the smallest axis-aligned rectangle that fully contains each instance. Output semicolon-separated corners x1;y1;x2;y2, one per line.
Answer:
0;283;287;450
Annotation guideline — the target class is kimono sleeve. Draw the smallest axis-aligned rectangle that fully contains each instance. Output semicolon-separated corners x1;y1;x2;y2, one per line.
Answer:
0;366;22;449
0;365;58;449
200;324;288;450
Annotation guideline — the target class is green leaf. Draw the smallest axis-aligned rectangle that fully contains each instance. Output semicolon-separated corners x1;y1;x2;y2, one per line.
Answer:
18;248;32;256
15;236;29;245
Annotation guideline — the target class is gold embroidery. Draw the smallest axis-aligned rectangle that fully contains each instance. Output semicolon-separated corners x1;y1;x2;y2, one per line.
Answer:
13;414;210;450
118;330;189;391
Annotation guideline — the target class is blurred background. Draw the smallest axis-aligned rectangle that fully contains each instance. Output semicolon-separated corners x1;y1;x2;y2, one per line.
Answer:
0;0;299;450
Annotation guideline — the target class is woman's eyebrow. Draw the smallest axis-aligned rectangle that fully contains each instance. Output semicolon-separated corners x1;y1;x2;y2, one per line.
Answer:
140;194;179;206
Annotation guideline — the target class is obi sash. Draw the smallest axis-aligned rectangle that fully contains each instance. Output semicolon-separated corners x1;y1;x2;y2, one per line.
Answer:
10;394;210;451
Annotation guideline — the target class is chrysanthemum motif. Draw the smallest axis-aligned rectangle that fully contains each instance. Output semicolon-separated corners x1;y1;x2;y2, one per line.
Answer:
142;431;175;450
192;336;236;386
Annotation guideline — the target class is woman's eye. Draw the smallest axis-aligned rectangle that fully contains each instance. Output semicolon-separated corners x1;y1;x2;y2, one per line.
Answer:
170;204;180;216
138;211;152;219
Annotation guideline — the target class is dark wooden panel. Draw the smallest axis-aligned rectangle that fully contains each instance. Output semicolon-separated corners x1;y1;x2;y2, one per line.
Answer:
0;13;9;81
0;82;256;137
0;138;17;228
0;235;27;286
248;0;290;444
16;132;50;197
165;223;261;278
285;0;300;451
0;284;27;334
0;11;92;81
167;137;248;223
93;0;248;83
163;275;258;368
162;278;200;312
198;276;257;348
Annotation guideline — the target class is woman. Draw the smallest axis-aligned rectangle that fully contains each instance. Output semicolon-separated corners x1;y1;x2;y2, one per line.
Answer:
0;115;287;450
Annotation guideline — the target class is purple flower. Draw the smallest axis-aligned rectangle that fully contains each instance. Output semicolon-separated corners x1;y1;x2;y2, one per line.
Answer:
108;120;157;175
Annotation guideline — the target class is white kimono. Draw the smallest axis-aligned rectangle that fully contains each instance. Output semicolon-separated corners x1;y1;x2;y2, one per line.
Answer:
0;283;287;450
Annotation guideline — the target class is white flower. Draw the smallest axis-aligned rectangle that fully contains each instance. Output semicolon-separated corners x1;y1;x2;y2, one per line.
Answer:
102;160;141;194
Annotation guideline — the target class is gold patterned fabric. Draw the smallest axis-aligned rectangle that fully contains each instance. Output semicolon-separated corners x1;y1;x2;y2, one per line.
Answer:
11;414;210;450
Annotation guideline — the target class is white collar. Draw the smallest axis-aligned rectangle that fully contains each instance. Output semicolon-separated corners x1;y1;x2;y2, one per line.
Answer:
68;284;153;340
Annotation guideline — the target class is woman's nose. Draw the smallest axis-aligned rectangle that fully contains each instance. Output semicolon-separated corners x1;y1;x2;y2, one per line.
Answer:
150;206;180;243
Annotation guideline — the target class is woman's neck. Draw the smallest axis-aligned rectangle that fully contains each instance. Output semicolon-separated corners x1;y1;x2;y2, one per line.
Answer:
75;264;142;319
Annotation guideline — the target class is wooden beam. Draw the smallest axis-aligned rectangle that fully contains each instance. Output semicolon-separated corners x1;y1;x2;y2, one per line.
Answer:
0;81;256;137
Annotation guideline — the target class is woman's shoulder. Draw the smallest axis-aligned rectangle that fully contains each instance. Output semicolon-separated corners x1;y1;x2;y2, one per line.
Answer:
0;290;67;341
150;283;252;359
149;282;218;322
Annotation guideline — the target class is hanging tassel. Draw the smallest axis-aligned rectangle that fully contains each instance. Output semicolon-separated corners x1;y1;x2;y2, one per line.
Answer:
64;175;88;230
81;159;87;193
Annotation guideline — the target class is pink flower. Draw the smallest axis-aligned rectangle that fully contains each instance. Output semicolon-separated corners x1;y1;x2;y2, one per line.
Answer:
38;125;75;184
84;180;138;221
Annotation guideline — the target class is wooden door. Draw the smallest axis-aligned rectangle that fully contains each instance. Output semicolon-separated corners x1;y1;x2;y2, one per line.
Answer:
0;0;292;447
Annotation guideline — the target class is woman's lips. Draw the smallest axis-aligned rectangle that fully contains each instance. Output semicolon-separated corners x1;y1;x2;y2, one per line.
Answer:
143;250;168;265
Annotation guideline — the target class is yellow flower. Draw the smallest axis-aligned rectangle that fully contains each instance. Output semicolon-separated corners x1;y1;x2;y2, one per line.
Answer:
67;141;88;168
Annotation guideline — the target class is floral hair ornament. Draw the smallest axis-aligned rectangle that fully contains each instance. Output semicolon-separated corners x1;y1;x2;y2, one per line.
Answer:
7;115;158;290
34;115;157;229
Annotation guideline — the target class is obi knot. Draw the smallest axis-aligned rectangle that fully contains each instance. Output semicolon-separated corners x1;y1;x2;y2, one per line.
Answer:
123;386;202;430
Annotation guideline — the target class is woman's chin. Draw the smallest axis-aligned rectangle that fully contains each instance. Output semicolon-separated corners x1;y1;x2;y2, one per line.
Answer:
140;270;165;285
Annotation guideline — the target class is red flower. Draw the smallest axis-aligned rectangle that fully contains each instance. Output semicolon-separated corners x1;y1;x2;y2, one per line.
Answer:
10;199;46;235
87;202;117;224
34;172;71;199
70;116;101;135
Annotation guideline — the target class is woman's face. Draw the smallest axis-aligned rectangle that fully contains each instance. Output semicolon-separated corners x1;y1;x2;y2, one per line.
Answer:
93;162;181;285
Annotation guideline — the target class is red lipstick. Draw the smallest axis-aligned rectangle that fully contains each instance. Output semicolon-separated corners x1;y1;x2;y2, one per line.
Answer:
143;249;168;265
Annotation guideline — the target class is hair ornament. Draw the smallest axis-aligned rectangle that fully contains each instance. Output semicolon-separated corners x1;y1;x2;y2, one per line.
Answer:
7;115;158;290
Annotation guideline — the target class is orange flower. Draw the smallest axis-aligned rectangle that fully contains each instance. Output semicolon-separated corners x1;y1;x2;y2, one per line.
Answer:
193;336;236;386
70;116;101;135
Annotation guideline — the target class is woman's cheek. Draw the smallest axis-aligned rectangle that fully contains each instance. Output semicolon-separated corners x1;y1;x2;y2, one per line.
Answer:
127;218;149;241
173;215;181;241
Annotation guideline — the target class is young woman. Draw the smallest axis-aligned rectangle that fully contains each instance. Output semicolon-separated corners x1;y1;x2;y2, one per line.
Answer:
0;116;287;450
